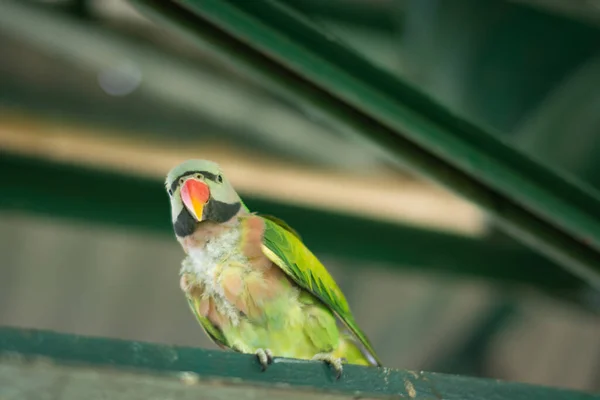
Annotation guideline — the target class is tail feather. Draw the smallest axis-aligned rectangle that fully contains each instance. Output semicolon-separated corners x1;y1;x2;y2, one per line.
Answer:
334;334;379;366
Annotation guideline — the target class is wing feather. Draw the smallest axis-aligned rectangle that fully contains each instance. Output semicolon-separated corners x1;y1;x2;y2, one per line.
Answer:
186;296;230;350
260;216;381;366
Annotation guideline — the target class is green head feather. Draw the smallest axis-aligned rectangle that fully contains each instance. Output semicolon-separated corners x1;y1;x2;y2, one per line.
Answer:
165;159;244;237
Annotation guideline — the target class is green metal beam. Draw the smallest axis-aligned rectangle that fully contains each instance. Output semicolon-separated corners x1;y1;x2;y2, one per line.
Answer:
1;326;597;399
129;0;600;289
512;0;600;27
0;151;587;294
280;0;398;33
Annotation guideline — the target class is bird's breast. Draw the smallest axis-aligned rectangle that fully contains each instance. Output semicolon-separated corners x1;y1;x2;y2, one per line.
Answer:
180;224;248;324
180;216;293;327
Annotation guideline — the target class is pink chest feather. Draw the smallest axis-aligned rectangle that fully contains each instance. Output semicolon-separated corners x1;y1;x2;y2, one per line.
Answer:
182;215;291;325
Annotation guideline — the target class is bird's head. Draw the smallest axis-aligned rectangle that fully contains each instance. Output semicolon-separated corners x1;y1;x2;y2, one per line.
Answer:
165;159;242;237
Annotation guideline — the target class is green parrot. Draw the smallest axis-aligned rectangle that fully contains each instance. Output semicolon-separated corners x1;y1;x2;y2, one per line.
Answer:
165;159;381;377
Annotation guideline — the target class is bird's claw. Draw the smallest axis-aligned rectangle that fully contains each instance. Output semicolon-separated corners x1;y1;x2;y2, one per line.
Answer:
255;348;274;371
312;353;344;380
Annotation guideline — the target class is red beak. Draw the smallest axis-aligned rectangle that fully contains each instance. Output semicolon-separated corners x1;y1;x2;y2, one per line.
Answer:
180;179;210;221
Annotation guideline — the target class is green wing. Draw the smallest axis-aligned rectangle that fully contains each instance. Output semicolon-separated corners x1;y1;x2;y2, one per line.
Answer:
261;214;302;240
260;216;381;366
186;296;230;351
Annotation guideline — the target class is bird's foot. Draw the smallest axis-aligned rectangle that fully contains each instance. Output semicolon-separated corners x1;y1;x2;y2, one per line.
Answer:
255;348;274;371
312;353;345;380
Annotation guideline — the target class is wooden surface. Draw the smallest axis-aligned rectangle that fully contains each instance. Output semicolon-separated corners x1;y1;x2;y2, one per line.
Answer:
0;327;597;400
0;358;389;400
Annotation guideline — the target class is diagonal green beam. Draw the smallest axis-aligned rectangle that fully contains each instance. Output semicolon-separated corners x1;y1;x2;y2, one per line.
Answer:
1;326;598;399
130;0;600;288
279;0;399;33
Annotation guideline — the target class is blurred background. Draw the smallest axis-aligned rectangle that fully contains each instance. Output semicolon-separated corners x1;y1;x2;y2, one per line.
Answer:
0;0;599;392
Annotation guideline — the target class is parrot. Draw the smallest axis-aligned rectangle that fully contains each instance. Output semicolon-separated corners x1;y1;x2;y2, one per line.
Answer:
165;159;381;378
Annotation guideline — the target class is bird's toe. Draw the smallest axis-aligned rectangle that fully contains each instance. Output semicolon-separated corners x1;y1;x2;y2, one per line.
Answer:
256;348;274;371
312;353;344;380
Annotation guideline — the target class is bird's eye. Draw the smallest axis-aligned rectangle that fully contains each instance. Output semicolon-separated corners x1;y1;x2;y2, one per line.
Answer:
216;174;223;183
179;178;185;185
195;173;203;180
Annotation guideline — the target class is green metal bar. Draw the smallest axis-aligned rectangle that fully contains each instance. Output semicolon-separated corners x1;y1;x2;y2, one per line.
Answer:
0;151;585;292
1;326;597;399
512;0;600;27
280;0;398;32
129;0;600;288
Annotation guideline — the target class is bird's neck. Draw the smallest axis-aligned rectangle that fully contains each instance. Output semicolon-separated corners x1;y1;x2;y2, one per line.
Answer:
177;208;247;254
